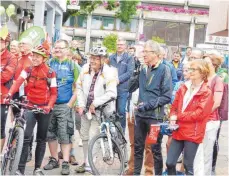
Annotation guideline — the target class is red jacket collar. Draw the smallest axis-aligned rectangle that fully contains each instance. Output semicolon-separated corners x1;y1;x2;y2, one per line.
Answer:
181;81;210;96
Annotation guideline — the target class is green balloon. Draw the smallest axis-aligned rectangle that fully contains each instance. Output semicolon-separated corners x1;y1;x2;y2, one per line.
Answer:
8;4;15;12
0;6;5;15
6;7;14;17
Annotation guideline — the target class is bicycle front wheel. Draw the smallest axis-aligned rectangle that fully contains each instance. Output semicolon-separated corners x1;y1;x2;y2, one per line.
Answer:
2;127;24;175
88;133;124;175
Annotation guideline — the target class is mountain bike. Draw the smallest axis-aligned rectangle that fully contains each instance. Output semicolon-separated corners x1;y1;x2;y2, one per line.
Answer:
1;99;44;175
88;98;127;175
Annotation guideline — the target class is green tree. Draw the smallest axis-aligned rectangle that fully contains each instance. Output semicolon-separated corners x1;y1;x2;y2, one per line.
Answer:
63;0;103;24
116;0;139;24
152;36;166;44
64;0;140;25
103;33;118;53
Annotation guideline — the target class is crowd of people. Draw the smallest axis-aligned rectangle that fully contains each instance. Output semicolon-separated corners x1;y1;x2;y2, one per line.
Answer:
1;27;228;176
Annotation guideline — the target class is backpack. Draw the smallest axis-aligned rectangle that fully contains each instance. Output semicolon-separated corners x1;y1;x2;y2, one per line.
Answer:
211;75;228;121
2;57;18;89
27;66;53;87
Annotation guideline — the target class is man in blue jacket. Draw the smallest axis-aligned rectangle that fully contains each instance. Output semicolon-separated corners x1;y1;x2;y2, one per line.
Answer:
159;46;178;89
134;40;172;175
109;38;135;132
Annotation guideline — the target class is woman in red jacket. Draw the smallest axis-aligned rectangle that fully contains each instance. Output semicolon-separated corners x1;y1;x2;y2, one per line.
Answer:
6;45;57;175
166;59;214;175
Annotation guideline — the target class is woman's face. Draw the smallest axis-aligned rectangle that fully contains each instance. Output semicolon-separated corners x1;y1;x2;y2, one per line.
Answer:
32;53;44;66
183;66;190;80
189;63;203;82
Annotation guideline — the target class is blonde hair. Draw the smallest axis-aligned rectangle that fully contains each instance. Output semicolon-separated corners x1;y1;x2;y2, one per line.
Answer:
210;54;224;72
190;59;210;82
72;53;82;64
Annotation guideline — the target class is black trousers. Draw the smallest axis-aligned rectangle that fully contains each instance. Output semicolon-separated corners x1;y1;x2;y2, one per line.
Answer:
18;110;51;173
1;104;8;139
166;139;199;175
133;116;163;175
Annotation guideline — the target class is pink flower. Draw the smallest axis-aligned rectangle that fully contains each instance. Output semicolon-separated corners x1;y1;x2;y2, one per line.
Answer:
148;5;153;11
164;7;169;12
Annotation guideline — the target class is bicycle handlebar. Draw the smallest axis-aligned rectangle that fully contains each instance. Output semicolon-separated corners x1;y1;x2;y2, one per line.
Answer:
95;98;116;111
83;98;116;114
9;100;45;114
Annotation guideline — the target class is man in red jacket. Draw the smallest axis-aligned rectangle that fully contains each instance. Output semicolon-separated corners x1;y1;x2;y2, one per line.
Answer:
0;32;17;151
14;38;33;95
6;45;58;175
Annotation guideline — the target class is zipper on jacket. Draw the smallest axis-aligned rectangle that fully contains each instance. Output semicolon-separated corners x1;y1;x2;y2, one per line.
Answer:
194;122;197;136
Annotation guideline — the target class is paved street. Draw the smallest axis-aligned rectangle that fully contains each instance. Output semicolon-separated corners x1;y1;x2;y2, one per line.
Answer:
4;115;229;175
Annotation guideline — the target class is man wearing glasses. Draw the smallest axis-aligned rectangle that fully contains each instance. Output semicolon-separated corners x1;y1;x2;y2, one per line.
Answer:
44;39;81;175
134;40;172;175
109;37;135;132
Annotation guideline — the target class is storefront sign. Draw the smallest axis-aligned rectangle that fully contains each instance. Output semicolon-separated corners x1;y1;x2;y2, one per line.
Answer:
197;43;229;51
67;0;80;10
205;35;229;45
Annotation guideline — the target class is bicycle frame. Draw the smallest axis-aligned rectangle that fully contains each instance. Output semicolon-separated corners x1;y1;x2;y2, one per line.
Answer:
1;106;26;175
99;114;114;160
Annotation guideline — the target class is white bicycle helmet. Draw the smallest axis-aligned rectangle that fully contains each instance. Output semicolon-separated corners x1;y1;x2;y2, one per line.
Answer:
90;46;107;57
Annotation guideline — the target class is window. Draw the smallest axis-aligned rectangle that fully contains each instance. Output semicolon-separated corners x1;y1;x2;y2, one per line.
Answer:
119;19;137;32
194;24;206;46
68;15;87;28
91;16;102;29
103;16;114;30
77;15;87;28
143;20;190;46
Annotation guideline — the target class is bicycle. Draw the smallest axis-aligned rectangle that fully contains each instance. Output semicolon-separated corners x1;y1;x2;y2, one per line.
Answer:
88;98;127;175
1;99;44;175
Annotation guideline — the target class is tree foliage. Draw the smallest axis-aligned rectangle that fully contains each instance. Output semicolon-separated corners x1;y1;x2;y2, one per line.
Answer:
152;36;166;44
64;0;140;25
103;33;118;53
63;0;102;24
116;0;139;24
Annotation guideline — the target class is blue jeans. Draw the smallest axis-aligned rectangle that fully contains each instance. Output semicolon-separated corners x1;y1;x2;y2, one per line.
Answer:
116;91;129;132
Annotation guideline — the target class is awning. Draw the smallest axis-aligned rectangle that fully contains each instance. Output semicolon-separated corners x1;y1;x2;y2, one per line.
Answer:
208;0;229;36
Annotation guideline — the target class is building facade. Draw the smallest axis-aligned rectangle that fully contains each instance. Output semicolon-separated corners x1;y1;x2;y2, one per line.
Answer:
64;0;210;53
1;0;66;42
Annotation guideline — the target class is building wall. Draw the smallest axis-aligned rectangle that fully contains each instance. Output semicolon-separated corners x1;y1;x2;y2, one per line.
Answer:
63;1;209;52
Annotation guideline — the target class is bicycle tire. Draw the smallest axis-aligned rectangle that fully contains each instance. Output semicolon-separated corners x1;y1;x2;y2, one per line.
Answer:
88;133;125;175
2;127;24;175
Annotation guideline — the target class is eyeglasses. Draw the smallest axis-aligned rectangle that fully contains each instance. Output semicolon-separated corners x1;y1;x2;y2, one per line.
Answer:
90;56;101;61
143;50;155;54
188;68;199;72
54;47;66;50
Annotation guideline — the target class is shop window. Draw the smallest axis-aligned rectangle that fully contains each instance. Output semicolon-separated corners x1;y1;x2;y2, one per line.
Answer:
103;16;114;30
91;16;102;29
194;24;206;46
143;20;190;46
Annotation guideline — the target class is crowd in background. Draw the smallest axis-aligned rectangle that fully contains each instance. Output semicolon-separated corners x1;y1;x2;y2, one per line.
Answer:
1;30;228;176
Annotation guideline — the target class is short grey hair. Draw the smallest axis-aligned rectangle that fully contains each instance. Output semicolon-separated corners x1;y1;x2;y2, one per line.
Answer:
191;49;203;58
144;40;160;55
159;46;166;55
117;37;126;44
